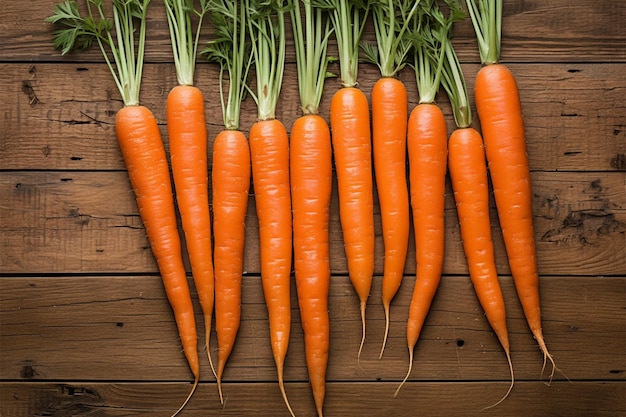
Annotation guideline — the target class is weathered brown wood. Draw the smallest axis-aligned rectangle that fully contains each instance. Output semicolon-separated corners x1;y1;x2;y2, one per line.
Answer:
1;0;625;63
1;381;624;417
1;62;625;172
1;276;624;383
1;171;624;275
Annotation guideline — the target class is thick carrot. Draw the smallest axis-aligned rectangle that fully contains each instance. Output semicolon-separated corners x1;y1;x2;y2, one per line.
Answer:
47;2;200;414
290;114;332;417
164;0;215;378
249;119;293;416
371;78;409;359
394;3;450;396
466;0;556;377
117;105;200;385
330;86;375;359
166;84;215;376
212;129;250;403
364;0;421;358
327;0;374;359
440;16;514;407
290;1;333;415
247;1;294;414
395;102;448;396
203;0;252;403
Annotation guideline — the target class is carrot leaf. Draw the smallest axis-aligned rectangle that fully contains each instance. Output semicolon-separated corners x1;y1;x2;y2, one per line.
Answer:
246;0;287;121
362;0;420;78
46;0;151;107
313;0;369;88
289;0;335;115
203;0;252;130
164;0;210;86
465;0;501;64
438;0;472;128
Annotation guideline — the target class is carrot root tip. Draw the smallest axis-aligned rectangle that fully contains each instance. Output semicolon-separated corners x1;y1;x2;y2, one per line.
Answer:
481;349;514;411
170;376;199;417
379;303;390;360
394;347;414;398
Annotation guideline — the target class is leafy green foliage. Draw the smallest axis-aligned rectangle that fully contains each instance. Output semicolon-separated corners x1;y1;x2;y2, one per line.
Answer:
45;0;111;55
46;0;151;106
203;0;251;129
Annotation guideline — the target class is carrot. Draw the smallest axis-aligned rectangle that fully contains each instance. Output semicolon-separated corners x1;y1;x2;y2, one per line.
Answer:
326;0;374;360
440;12;514;407
466;0;557;378
289;0;333;414
47;1;199;414
361;0;421;359
394;1;449;396
203;0;252;404
246;1;294;415
164;0;216;379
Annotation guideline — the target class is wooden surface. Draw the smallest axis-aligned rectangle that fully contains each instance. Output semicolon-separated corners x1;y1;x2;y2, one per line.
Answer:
1;0;625;416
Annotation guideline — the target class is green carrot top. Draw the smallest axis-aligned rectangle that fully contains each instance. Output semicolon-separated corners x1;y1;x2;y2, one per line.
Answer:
315;0;369;88
465;0;502;64
290;0;334;115
438;1;472;128
46;0;151;107
203;0;252;130
361;0;420;78
247;0;286;121
165;0;210;86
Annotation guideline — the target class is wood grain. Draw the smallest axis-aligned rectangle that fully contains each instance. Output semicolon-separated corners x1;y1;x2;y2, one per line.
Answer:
1;276;624;383
1;0;625;416
1;63;625;172
1;381;624;417
1;171;624;275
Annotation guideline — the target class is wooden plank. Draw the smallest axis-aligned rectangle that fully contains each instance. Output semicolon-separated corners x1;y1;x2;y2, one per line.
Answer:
1;171;624;275
1;276;624;383
2;62;625;172
1;381;624;417
1;1;625;63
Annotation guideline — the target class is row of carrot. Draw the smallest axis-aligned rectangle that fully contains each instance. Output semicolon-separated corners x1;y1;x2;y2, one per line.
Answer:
46;0;559;416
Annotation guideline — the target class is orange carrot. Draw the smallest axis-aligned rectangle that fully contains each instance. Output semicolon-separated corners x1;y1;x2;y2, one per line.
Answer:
327;0;374;360
362;0;421;358
211;129;250;403
247;1;294;414
48;2;200;414
289;1;333;415
466;0;556;377
203;0;252;403
165;0;215;378
372;77;409;358
441;17;514;407
117;105;201;389
394;3;450;397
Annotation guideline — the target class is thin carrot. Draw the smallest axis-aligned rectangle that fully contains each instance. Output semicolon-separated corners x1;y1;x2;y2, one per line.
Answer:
203;0;252;404
362;0;420;359
394;1;449;396
441;12;514;407
47;1;199;414
165;0;216;378
247;1;294;414
289;0;334;414
325;0;374;360
466;0;557;378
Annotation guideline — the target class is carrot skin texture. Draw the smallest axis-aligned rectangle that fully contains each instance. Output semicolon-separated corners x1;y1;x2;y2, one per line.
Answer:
290;114;332;417
329;86;375;354
372;77;410;349
212;129;251;400
166;85;215;366
405;103;448;349
448;127;510;354
116;105;199;379
249;118;293;396
474;63;547;352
